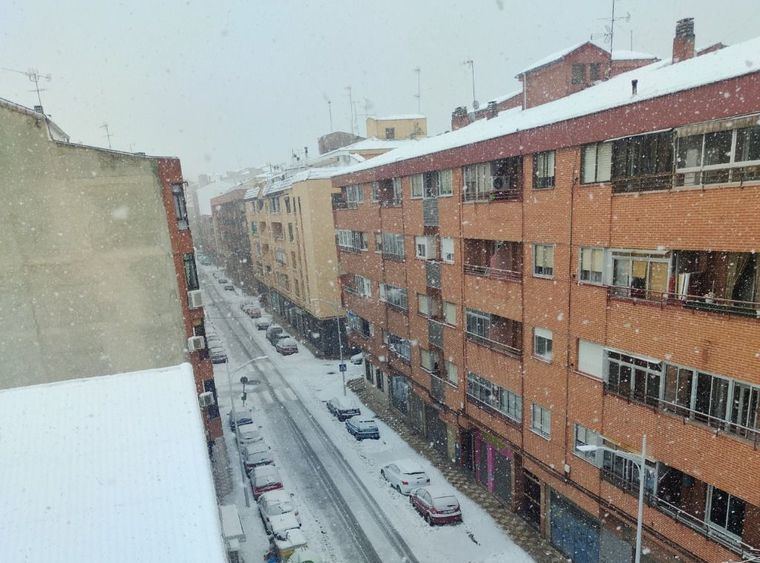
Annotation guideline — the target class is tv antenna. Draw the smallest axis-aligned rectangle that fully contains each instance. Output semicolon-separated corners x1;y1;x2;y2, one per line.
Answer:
345;86;355;135
463;59;478;110
1;67;52;109
596;0;630;52
100;123;114;149
413;67;421;113
323;94;333;131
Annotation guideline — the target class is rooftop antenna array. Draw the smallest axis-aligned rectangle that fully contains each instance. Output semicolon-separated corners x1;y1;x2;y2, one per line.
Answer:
1;67;52;110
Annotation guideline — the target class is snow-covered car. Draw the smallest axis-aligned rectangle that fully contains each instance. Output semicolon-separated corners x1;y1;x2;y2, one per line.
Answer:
258;490;300;534
272;526;308;560
228;409;254;432
209;348;227;364
326;396;360;421
236;423;263;444
240;302;262;318
380;460;430;494
224;284;235;291
409;487;462;526
217;278;228;284
345;417;380;440
255;316;273;330
243;441;274;472
266;324;284;344
276;337;299;355
251;465;283;499
350;352;364;365
287;548;323;563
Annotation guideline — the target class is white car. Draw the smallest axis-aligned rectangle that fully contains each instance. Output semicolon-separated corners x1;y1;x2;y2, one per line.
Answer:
258;490;300;534
350;352;364;365
236;423;263;444
381;460;430;494
273;527;308;559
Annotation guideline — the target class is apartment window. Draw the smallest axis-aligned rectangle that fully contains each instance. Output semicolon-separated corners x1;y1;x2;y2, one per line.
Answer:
380;283;408;310
610;250;669;298
336;229;367;252
415;236;437;260
355;275;372;298
531;403;551;438
250;222;258;235
371;181;380;202
611;131;674;193
171;184;189;229
411;174;424;198
270;197;281;213
441;237;454;263
381;232;405;260
708;486;746;538
606;350;663;407
345;184;363;205
420;349;438;373
602;448;656;498
294;279;300;296
417;294;430;316
574;424;602;467
571;63;586;84
366;363;374;384
533;244;554;278
579;247;604;283
439;170;453;196
581;142;613;184
533;328;553;362
443;302;457;325
463;162;491;201
288;223;294;241
374;232;383;253
385;332;411;362
275;248;287;265
376;369;384;391
385;127;395;140
466;372;522;422
392;178;403;203
346;311;372;338
284;197;291;213
675;118;760;186
445;361;458;386
589;63;602;81
533;151;555;188
183;253;199;291
290;251;296;265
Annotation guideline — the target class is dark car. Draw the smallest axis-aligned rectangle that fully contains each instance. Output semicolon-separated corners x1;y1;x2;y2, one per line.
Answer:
327;396;361;421
224;284;235;292
345;417;380;440
409;487;462;526
210;348;227;364
217;278;229;284
228;409;254;432
275;337;299;355
266;324;284;345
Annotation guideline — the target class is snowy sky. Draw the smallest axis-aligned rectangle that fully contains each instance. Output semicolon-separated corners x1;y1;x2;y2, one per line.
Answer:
2;0;759;179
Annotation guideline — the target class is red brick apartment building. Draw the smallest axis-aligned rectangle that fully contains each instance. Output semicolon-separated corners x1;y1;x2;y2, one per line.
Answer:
210;187;256;292
332;20;760;563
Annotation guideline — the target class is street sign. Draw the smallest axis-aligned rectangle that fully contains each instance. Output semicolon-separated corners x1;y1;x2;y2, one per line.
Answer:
240;376;249;385
338;363;347;372
241;392;247;402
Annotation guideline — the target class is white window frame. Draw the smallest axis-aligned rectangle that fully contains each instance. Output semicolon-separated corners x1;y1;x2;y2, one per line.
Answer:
355;275;372;298
533;150;556;189
415;236;437;260
579;247;605;284
411;174;424;198
573;423;602;467
533;327;553;362
417;294;430;316
439;169;453;196
441;237;455;264
531;403;551;438
443;301;457;326
463;162;491;201
445;361;458;386
533;244;555;278
581;142;613;184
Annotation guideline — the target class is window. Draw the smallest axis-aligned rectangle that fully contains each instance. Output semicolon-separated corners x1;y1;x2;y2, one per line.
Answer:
346;311;372;338
579;247;604;283
183;253;199;290
571;63;586;84
708;486;746;538
374;232;383;253
288;223;294;241
371;181;380;202
385;332;411;362
250;222;258;235
410;174;423;198
602;447;656;497
533;328;553;361
441;237;454;263
463;162;491;201
366;362;374;384
420;349;438;373
270;197;281;213
381;232;405;260
443;302;457;325
284;197;291;213
294;279;300;296
385;127;395;140
171;184;189;229
445;361;458;386
533;244;554;277
610;250;669;299
606;350;662;407
465;308;489;338
581;142;613;183
275;248;287;265
355;275;371;298
466;372;522;422
531;403;551;438
380;283;408;310
290;251;296;266
578;339;604;379
611;131;674;193
574;424;602;467
345;184;363;205
417;294;430;316
415;236;437;260
439;170;453;196
336;229;367;252
589;63;602;81
533;151;555;188
392;178;403;203
376;369;384;391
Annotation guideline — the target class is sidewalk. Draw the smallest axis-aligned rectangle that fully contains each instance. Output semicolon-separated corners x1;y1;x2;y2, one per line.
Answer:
347;378;567;563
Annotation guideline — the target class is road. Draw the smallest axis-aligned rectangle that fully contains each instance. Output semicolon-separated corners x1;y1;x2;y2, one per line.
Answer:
203;270;419;563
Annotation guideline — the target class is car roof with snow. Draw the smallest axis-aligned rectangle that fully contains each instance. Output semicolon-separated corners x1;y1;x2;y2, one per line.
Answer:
253;465;280;483
278;337;297;345
419;486;458;500
391;460;426;474
268;511;301;533
245;440;269;454
260;489;292;505
332;396;359;410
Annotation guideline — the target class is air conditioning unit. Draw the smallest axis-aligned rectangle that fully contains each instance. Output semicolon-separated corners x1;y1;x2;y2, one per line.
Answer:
198;391;215;408
187;336;206;352
491;176;509;191
187;290;203;309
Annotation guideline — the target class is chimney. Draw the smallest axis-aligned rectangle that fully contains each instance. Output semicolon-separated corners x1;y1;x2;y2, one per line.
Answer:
672;18;695;63
33;105;44;114
631;79;638;96
451;106;471;131
485;101;498;120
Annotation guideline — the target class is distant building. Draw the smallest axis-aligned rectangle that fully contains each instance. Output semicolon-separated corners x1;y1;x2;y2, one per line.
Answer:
366;114;427;140
318;130;365;155
211;187;255;291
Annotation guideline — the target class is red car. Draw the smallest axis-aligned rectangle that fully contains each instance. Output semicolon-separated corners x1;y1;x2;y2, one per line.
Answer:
409;487;462;526
251;465;283;499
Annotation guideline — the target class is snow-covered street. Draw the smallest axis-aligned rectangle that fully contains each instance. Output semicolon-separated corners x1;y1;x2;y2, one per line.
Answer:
202;267;532;563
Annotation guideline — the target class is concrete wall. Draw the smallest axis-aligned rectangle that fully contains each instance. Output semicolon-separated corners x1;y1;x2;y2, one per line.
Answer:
0;104;187;388
366;117;427;140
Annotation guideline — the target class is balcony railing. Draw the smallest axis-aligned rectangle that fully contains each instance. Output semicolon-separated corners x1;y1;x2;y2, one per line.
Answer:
380;198;402;208
428;319;444;348
465;393;522;426
426;261;441;289
611;172;673;194
462;188;521;203
606;285;760;319
382;251;404;262
423;198;439;227
331;195;359;210
464;263;522;282
465;331;522;358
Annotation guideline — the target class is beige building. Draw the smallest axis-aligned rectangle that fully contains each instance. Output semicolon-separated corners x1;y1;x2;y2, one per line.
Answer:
247;169;346;357
365;114;427;140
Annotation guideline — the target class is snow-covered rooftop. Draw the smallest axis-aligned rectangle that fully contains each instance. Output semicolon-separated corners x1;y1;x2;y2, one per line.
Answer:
485;89;522;105
262;166;346;196
369;114;426;121
0;364;226;563
339;35;760;178
612;49;658;60
517;40;603;75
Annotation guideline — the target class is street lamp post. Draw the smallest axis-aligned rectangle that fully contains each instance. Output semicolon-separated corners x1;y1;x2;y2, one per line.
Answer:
311;298;346;396
225;355;268;507
578;434;648;563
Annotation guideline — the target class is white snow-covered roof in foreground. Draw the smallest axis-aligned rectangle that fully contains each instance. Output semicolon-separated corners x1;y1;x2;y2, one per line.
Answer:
340;35;760;178
0;364;226;563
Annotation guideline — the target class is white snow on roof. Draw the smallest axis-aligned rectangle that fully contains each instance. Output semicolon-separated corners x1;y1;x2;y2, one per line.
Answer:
485;89;522;106
369;114;426;121
612;49;658;61
343;137;418;152
0;364;226;563
340;35;760;179
517;40;603;75
263;166;346;196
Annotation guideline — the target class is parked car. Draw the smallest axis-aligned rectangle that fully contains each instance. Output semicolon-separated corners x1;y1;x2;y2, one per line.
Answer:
217;278;228;284
287;548;323;563
258;490;300;534
237;423;263;444
345;417;380;440
326;397;361;421
276;337;299;355
266;324;284;344
256;316;273;330
210;348;227;364
224;284;235;291
228;409;254;432
251;465;284;499
409;487;462;526
350;352;364;365
247;307;262;318
381;460;430;494
272;527;308;560
243;441;274;472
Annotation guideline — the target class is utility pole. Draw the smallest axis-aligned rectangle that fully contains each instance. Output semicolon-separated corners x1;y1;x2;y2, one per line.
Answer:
100;123;113;149
413;67;421;113
327;99;333;131
345;86;354;135
463;59;477;109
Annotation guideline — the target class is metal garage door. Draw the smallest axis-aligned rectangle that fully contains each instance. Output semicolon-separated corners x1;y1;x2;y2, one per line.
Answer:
550;491;601;563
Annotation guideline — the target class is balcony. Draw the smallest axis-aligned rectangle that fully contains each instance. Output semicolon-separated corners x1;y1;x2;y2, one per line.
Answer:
464;239;522;282
606;286;760;320
422;198;439;227
428;319;444;348
331;194;358;210
426;261;441;289
465;308;522;359
462;156;523;203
